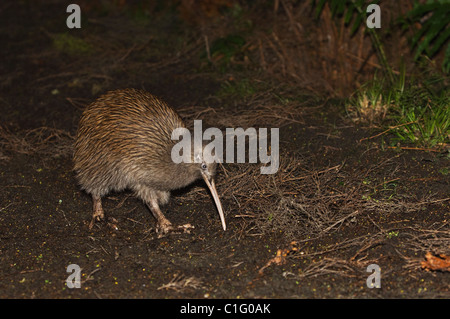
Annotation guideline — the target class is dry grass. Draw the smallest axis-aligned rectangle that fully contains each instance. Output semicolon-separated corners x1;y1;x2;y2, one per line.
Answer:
403;226;450;256
180;102;303;128
157;273;205;292
160;107;404;244
283;257;359;279
0;125;74;161
264;219;450;279
182;134;449;281
178;89;310;129
217;159;432;239
347;93;389;124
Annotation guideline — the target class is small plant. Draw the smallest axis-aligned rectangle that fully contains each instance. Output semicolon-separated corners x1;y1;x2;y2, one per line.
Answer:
347;65;406;124
386;230;399;239
347;75;388;123
53;33;93;56
349;67;449;149
389;77;450;148
217;78;256;98
207;34;247;70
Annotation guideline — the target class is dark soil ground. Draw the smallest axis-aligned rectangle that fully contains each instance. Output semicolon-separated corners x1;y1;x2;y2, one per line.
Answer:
0;1;448;300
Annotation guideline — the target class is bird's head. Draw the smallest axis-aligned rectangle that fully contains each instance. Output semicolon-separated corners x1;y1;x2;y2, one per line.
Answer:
191;145;226;231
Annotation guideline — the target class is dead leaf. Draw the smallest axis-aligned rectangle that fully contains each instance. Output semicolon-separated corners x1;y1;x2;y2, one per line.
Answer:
421;252;450;272
258;241;298;275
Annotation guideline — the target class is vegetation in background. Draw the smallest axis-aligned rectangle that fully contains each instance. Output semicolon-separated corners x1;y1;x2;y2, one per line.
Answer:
51;0;448;150
390;79;449;148
313;0;394;84
217;78;257;98
348;68;449;149
208;34;247;70
52;33;93;56
314;0;450;76
202;3;252;71
315;0;449;149
406;0;450;74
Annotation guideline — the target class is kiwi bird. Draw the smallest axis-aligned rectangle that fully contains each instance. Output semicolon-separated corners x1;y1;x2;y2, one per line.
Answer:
73;88;226;235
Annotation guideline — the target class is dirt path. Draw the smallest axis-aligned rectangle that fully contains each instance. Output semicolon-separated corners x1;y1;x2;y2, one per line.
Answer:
0;1;448;299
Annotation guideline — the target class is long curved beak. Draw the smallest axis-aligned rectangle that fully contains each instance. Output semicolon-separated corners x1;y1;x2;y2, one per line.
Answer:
202;173;226;231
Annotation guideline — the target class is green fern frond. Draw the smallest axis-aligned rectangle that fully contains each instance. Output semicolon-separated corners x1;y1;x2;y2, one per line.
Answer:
408;0;450;72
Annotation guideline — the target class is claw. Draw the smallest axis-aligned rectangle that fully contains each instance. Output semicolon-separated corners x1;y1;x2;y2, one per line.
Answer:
156;223;194;238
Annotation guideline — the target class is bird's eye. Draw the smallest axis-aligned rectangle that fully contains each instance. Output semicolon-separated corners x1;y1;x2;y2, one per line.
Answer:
201;163;207;170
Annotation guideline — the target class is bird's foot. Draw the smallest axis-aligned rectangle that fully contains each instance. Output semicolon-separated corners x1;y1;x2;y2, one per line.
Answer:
155;221;194;238
89;215;102;230
88;215;119;231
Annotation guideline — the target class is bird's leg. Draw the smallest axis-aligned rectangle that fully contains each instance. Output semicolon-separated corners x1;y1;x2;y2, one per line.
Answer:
147;198;193;238
148;197;172;232
89;194;105;229
89;194;118;230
